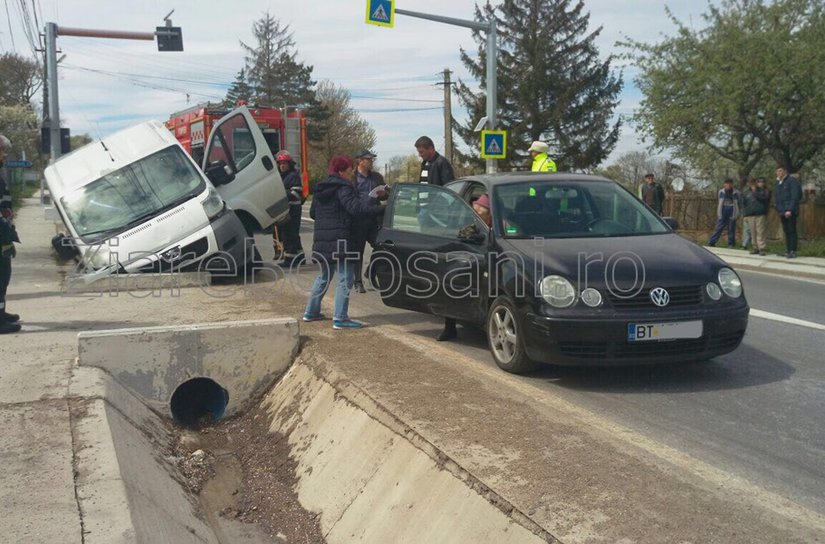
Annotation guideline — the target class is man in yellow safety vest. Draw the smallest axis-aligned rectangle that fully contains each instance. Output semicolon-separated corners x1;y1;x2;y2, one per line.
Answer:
528;141;557;172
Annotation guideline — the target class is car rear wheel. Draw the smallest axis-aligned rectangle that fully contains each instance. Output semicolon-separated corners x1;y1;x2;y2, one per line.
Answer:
487;296;538;374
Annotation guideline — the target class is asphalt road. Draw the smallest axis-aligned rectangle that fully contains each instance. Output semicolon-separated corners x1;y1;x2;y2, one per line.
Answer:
280;219;825;518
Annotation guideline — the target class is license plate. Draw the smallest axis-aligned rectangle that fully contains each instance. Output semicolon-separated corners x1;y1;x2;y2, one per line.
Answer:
627;320;702;342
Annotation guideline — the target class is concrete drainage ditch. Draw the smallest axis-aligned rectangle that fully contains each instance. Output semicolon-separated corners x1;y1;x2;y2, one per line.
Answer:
71;318;550;543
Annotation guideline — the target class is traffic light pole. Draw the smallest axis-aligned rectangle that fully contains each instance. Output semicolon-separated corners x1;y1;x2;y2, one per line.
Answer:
395;9;498;173
42;16;182;162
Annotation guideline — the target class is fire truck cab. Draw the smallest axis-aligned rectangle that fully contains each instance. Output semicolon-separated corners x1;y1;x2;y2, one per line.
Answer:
166;104;308;234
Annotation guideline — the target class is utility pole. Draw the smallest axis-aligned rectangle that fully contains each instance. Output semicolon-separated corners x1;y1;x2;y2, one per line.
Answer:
438;68;453;166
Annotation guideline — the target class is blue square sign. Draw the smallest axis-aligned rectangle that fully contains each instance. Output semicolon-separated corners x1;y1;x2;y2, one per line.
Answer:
480;130;507;159
366;0;394;27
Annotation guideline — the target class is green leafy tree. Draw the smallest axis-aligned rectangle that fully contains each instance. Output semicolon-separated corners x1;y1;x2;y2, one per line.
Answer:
223;69;253;107
307;81;375;182
455;0;622;171
626;0;825;176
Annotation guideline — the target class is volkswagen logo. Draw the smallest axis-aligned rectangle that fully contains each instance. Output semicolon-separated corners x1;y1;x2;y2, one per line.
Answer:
649;287;670;307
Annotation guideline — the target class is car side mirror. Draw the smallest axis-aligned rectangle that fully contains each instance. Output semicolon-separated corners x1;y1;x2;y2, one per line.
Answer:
204;160;235;186
663;216;679;230
458;223;486;245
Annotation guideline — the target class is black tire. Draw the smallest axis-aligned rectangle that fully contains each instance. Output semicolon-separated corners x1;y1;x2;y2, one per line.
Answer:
486;295;539;374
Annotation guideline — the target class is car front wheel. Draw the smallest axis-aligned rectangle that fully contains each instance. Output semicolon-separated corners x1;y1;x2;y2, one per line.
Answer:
486;296;538;374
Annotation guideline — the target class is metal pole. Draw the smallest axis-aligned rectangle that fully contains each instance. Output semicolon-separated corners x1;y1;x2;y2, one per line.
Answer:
442;68;453;166
486;20;497;174
45;22;61;162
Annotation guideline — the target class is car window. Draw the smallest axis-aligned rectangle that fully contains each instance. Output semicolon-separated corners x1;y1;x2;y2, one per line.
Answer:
206;113;257;174
389;184;478;238
444;180;467;195
495;180;668;238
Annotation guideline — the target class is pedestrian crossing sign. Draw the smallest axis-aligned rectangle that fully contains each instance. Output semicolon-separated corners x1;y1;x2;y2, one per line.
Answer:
480;130;507;159
366;0;394;28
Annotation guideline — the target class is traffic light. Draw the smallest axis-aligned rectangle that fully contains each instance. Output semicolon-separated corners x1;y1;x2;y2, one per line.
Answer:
156;26;183;52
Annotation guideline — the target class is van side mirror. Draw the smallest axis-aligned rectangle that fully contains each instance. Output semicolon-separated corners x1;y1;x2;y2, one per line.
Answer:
204;160;235;186
663;216;679;230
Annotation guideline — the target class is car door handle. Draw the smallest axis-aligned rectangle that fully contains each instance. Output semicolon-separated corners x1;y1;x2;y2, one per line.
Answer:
376;240;395;249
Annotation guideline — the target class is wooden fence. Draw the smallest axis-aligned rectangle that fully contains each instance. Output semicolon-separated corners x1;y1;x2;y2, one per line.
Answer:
662;193;825;242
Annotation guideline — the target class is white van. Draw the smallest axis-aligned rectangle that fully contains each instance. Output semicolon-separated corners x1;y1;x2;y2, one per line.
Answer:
200;106;289;233
44;118;280;276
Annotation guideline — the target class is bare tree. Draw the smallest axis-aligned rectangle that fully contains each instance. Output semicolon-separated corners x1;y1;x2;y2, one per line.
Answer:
307;80;375;182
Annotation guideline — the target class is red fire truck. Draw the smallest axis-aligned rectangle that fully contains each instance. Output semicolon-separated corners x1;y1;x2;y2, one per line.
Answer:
165;102;309;197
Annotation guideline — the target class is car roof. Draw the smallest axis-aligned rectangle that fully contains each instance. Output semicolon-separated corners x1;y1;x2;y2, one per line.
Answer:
455;172;615;187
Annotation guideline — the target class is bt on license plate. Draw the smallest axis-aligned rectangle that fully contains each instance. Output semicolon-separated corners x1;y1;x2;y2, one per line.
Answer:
627;320;703;342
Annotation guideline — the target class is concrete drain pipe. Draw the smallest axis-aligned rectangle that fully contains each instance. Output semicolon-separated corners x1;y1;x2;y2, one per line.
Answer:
77;318;299;422
170;377;229;428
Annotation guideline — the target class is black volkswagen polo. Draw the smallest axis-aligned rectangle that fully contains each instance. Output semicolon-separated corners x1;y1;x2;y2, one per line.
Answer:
368;173;748;373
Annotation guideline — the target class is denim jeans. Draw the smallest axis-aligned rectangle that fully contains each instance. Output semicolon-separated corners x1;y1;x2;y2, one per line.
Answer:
304;257;354;321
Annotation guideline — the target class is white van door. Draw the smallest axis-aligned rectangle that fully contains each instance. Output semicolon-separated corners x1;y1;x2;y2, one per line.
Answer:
203;106;289;232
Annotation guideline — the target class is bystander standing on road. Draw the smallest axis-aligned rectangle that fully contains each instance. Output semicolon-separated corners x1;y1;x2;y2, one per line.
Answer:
415;136;455;186
775;165;803;259
0;134;21;334
303;156;384;330
640;173;665;215
351;149;386;293
739;178;752;250
528;141;557;172
741;177;770;256
274;151;305;266
708;178;741;248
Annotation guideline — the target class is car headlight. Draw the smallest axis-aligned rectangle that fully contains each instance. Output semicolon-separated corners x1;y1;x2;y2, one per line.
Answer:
717;267;742;298
540;275;576;308
201;187;225;219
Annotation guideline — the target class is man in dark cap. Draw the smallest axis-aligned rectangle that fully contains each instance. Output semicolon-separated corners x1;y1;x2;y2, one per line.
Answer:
351;149;386;292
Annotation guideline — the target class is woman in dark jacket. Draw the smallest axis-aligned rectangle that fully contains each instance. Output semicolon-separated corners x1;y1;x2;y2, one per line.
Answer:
303;156;384;329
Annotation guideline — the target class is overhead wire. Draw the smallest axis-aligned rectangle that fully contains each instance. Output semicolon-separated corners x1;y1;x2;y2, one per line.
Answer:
3;0;16;51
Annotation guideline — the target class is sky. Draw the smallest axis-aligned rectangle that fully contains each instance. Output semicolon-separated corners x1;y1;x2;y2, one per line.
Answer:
1;0;710;171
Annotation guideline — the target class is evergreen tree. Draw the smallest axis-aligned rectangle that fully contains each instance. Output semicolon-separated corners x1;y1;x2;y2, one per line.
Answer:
240;12;327;140
455;0;622;171
223;69;253;108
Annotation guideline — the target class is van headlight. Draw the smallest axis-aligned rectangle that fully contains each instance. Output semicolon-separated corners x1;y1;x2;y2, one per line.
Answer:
539;275;576;308
718;268;742;298
201;187;225;219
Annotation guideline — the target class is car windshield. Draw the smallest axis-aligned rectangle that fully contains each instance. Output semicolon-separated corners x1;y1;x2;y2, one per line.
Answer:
494;179;670;238
60;146;205;243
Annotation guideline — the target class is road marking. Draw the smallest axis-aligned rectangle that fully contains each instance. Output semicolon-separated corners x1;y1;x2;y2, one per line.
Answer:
751;309;825;331
375;323;825;535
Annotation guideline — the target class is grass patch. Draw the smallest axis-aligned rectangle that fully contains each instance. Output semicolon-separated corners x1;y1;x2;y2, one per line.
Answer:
763;239;825;258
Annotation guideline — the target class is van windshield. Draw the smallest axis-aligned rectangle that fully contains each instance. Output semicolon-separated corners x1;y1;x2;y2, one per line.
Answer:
61;146;205;243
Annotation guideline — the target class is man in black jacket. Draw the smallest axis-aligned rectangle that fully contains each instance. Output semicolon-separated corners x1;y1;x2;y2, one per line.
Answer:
0;134;21;334
415;136;455;186
351;150;386;292
741;177;770;255
775;166;803;259
275;150;304;265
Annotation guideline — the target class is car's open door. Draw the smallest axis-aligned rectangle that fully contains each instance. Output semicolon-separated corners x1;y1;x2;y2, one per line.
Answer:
370;183;490;324
203;106;288;232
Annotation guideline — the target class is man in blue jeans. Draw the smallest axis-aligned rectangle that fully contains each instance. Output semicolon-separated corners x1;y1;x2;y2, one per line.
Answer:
708;178;740;248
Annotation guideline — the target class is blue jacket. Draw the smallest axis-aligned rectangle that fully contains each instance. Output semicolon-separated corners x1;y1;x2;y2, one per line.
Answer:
309;174;383;262
775;175;803;215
